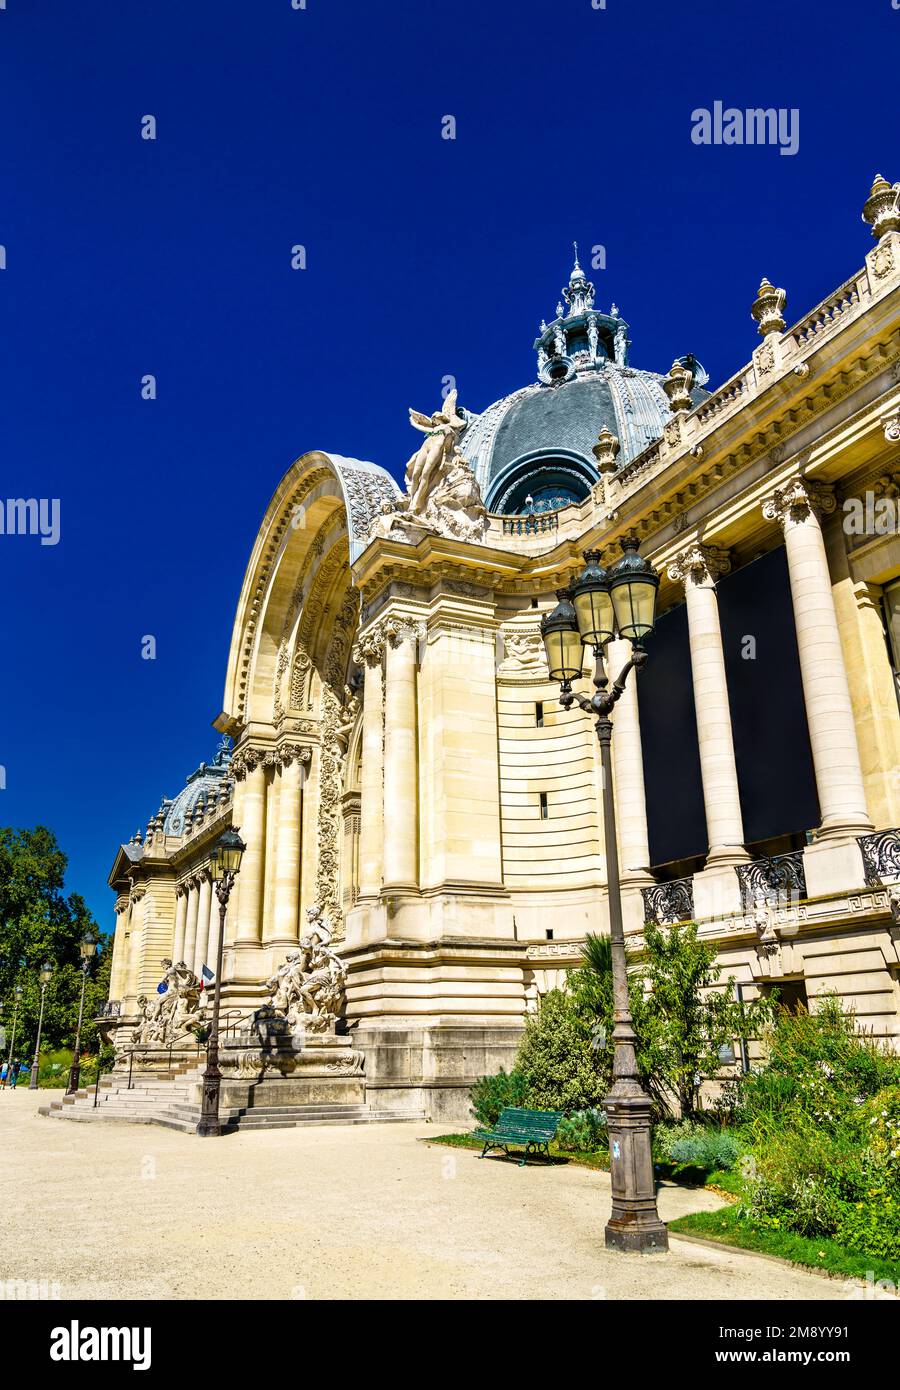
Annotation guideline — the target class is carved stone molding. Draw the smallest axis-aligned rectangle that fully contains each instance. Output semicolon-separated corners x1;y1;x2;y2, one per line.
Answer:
881;410;900;445
667;542;732;588
762;477;836;529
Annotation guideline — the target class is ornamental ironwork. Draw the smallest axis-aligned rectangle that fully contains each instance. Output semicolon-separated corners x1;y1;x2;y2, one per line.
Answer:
736;852;807;911
641;877;694;926
856;829;900;887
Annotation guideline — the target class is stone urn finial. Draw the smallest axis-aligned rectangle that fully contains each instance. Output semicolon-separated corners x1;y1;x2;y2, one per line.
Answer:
862;173;900;242
662;360;693;414
751;277;787;337
592;425;620;474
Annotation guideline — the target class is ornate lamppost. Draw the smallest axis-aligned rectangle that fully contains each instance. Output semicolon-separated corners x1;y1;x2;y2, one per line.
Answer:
4;984;23;1080
197;827;245;1138
66;929;98;1095
541;538;668;1254
28;961;54;1090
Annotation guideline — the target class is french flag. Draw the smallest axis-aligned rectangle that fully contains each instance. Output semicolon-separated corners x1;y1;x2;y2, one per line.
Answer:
200;964;214;992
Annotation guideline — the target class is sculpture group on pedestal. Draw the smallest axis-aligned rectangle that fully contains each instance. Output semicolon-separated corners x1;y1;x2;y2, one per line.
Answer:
133;959;204;1046
370;390;488;544
264;904;347;1036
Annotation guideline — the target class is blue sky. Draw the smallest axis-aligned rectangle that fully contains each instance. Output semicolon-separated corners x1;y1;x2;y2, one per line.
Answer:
1;0;898;932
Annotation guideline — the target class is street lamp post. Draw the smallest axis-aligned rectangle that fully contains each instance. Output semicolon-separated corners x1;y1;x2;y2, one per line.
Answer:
196;827;245;1138
541;538;668;1254
28;961;54;1090
66;929;98;1095
5;985;23;1078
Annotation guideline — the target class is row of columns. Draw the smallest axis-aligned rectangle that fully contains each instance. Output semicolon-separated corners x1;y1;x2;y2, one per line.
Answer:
355;616;422;898
612;475;872;877
229;743;310;949
172;871;217;978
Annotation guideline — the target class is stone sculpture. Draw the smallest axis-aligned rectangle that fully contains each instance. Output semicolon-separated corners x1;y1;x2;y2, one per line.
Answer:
133;959;204;1045
264;904;347;1035
498;629;546;674
373;390;487;544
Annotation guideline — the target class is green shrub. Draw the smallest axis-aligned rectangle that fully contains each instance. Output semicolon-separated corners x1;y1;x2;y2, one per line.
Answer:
738;997;900;1134
835;1191;900;1260
515;990;609;1113
469;1067;528;1127
667;1129;741;1172
556;1108;607;1152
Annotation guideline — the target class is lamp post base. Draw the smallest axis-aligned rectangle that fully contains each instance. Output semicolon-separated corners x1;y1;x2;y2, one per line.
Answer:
196;1071;222;1138
604;1086;669;1255
28;1063;40;1091
66;1061;81;1096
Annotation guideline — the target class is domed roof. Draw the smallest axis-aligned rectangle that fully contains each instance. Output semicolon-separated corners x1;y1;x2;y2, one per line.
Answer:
160;738;233;837
460;255;708;515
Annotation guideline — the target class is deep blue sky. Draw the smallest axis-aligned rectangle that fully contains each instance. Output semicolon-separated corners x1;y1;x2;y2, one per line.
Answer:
1;0;898;933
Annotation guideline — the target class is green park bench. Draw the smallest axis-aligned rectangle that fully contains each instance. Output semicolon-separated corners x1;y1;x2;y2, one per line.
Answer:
474;1107;565;1166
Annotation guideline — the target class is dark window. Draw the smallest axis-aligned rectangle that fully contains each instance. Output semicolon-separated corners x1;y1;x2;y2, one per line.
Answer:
539;792;549;819
535;702;544;727
762;978;808;1015
545;928;554;941
717;546;819;844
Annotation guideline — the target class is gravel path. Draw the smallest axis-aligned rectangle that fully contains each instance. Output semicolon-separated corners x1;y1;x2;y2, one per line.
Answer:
1;1091;847;1300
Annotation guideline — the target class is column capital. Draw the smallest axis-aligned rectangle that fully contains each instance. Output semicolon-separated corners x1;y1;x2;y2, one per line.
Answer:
762;476;836;529
352;630;385;666
230;746;267;780
383;614;426;649
277;742;312;770
667;542;732;588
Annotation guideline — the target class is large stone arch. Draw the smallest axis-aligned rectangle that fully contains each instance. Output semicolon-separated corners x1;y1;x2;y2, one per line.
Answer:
219;450;400;733
218;450;399;937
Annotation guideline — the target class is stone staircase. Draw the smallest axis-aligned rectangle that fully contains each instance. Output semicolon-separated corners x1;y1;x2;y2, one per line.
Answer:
40;1068;424;1134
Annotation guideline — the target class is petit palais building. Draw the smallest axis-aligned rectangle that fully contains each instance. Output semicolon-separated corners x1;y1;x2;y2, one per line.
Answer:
94;179;900;1126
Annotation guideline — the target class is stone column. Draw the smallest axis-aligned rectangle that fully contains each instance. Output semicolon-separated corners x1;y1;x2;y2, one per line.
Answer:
172;886;188;965
270;745;309;944
382;618;420;892
607;637;652;879
193;870;212;976
354;635;385;898
124;891;143;1010
763;478;872;837
109;896;130;1001
668;543;747;865
232;748;267;942
206;887;224;985
182;876;200;967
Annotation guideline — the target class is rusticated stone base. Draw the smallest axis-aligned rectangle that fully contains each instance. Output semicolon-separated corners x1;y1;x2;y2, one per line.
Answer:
354;1021;524;1123
188;1021;366;1110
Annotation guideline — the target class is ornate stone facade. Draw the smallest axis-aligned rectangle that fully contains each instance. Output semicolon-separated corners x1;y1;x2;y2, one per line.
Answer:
106;189;900;1117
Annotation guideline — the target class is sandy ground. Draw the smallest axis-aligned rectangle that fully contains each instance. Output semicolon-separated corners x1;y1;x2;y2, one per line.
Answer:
0;1090;849;1301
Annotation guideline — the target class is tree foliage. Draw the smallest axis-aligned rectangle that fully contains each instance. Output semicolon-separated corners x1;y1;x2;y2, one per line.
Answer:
0;826;108;1060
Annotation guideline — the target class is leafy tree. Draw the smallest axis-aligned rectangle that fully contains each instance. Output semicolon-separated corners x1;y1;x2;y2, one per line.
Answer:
516;989;610;1112
629;921;774;1119
0;826;107;1062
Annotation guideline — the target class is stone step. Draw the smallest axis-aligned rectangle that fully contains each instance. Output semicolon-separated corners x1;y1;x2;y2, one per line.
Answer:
43;1097;425;1130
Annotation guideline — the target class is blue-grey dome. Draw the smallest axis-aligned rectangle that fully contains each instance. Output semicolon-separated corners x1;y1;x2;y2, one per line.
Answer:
460;257;708;515
161;738;232;837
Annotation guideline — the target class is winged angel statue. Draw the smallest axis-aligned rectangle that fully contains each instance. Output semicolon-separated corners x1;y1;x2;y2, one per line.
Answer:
372;389;487;544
